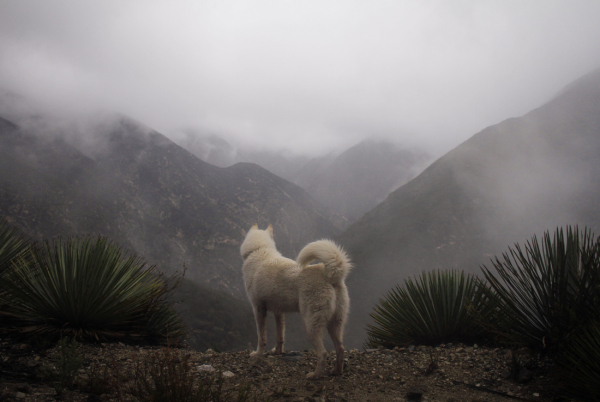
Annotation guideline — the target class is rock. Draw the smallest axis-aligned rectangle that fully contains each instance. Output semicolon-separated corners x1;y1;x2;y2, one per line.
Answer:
223;371;235;377
16;384;31;394
197;364;215;372
15;392;26;399
516;368;534;383
279;351;304;361
407;389;423;400
249;355;273;367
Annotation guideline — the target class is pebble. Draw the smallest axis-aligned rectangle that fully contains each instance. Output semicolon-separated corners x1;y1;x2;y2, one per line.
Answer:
197;364;215;372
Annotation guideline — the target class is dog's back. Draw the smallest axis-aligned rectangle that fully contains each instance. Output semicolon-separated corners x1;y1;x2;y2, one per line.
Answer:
243;247;300;313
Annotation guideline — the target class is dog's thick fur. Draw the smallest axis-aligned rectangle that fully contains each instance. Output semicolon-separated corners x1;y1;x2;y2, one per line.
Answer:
240;224;352;379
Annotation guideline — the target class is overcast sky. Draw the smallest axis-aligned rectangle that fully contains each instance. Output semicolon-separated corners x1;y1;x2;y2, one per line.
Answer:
1;1;600;156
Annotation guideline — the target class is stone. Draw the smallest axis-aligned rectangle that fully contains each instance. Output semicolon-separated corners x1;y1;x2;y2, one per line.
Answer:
249;355;273;368
16;384;31;394
281;351;304;361
197;364;215;372
407;389;423;400
516;368;534;383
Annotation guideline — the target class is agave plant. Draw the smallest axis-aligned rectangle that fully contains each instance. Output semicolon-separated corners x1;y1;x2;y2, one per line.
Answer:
367;270;496;347
0;219;30;276
558;320;600;401
480;225;600;350
1;235;186;342
0;220;31;319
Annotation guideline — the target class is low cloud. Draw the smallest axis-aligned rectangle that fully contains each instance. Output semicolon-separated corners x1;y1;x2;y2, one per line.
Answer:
1;1;600;156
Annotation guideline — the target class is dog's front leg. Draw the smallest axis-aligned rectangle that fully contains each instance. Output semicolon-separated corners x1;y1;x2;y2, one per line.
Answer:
273;313;285;354
251;304;267;356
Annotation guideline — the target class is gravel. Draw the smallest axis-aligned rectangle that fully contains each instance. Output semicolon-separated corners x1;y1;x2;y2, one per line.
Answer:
0;340;570;401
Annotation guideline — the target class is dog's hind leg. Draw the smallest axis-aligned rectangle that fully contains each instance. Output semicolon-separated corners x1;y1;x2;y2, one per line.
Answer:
327;319;345;376
273;313;285;354
251;303;267;357
305;323;327;380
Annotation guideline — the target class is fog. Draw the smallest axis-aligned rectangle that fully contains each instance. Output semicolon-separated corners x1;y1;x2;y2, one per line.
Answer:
1;1;600;157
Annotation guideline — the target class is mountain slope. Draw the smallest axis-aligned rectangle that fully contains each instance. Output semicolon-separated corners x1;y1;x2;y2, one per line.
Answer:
0;114;344;299
295;139;430;222
171;129;310;181
339;68;600;347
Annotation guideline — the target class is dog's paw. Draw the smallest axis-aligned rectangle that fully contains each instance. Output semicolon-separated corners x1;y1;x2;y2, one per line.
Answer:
250;351;263;357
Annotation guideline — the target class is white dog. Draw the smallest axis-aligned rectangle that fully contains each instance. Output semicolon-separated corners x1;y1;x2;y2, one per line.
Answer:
240;224;352;379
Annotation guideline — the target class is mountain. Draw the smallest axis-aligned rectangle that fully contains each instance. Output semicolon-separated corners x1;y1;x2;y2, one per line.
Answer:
173;131;430;225
171;129;310;182
339;68;600;347
0;113;344;300
294;139;430;222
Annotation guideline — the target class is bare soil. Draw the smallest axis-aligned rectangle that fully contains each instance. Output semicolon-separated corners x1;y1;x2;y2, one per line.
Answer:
0;339;572;402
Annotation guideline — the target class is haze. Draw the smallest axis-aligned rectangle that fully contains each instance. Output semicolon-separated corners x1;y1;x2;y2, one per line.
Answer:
1;1;600;156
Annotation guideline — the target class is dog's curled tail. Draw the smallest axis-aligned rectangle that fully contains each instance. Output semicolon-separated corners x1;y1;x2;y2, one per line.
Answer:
297;239;352;284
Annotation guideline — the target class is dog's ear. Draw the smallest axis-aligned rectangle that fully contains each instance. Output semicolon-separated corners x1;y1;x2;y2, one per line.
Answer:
267;224;273;238
251;223;258;230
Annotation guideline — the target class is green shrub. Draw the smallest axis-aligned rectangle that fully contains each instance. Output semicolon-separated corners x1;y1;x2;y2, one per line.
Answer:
1;235;186;342
480;226;600;351
38;337;84;397
366;269;496;347
558;320;600;402
128;347;261;402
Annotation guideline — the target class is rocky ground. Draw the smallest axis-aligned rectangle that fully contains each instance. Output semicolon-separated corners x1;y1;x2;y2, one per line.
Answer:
0;339;574;402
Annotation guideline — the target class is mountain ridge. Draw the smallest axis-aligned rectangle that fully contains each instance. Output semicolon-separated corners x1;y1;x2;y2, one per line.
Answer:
339;67;600;347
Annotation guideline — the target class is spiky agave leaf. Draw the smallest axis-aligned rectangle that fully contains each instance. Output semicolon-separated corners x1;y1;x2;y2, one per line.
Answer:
2;235;185;342
0;219;30;276
0;220;31;321
480;226;600;350
559;320;600;401
366;270;496;347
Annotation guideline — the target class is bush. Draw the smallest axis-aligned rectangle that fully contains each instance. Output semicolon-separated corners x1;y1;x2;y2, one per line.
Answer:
128;347;260;402
1;235;186;343
480;226;600;351
38;337;84;397
366;269;496;347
